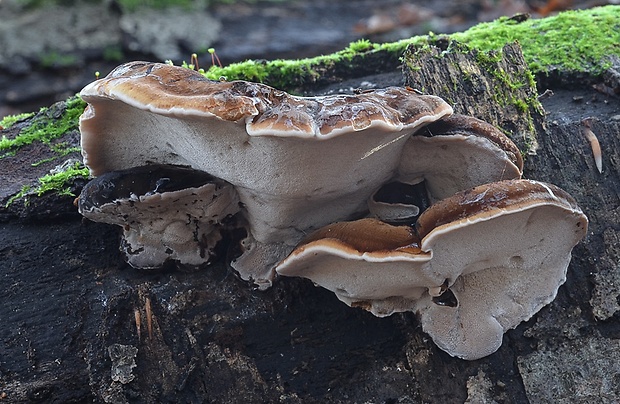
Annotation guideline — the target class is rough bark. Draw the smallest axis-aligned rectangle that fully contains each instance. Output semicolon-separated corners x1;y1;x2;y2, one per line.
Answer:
403;40;543;154
1;42;619;403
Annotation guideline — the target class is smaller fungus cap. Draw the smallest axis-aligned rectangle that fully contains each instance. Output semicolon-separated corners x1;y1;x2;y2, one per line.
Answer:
413;180;588;359
399;114;524;201
423;114;523;171
276;179;587;359
79;164;239;269
275;219;433;307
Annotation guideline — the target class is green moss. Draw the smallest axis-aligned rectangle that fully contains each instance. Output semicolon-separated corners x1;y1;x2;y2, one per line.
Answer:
201;41;347;85
5;160;90;207
346;39;374;53
0;112;34;129
451;5;620;75
1;95;88;204
0;95;86;159
200;6;620;90
34;161;89;196
202;39;397;90
471;45;543;114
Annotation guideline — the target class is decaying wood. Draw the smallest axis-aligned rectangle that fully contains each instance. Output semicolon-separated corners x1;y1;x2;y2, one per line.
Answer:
403;41;544;155
1;41;619;403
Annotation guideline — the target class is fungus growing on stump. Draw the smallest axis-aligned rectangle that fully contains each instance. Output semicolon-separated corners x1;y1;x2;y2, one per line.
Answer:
276;179;588;360
78;61;454;288
77;61;587;359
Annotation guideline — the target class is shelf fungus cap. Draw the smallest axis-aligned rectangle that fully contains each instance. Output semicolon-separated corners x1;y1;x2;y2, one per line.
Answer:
275;218;436;315
78;165;239;269
79;61;453;178
276;179;587;359
399;114;524;201
413;179;587;359
79;61;453;288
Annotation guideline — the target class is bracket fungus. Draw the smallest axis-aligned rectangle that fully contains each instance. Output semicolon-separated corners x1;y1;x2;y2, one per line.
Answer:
398;114;523;201
78;61;455;287
276;179;588;360
78;164;239;269
78;61;587;359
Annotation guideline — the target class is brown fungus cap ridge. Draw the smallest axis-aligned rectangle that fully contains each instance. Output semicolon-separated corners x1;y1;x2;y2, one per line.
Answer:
415;179;583;239
81;61;452;153
293;218;422;256
83;61;260;122
275;218;433;308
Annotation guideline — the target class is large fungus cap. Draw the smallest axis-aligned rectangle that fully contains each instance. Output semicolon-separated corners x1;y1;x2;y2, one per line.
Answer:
80;61;453;178
78;164;239;269
276;179;588;359
79;61;453;288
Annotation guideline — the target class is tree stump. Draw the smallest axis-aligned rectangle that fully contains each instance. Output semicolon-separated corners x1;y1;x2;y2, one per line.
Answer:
1;41;619;404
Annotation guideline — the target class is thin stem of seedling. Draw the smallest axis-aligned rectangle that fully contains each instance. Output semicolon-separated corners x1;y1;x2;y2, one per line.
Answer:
190;53;200;71
208;48;222;68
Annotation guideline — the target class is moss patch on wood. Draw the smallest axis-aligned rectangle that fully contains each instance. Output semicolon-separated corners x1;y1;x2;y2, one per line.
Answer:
403;41;543;157
200;6;620;92
0;95;85;159
0;96;88;207
450;5;620;75
0;112;35;130
5;160;90;207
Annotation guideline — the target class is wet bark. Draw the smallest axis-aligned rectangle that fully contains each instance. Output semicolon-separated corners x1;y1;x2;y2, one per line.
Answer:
1;42;619;403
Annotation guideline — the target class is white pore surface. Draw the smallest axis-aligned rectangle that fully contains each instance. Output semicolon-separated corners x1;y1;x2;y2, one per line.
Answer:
276;242;434;301
81;181;239;269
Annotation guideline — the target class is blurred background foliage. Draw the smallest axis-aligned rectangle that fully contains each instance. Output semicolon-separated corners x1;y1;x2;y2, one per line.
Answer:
11;0;288;11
